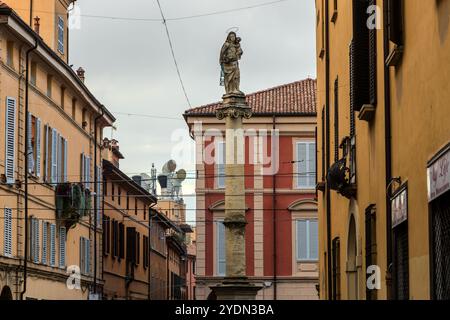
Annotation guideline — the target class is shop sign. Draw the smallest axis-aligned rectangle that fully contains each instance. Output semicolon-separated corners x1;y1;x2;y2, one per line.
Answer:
427;148;450;202
392;187;408;228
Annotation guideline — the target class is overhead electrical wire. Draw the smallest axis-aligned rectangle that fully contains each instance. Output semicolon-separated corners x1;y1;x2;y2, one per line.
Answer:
156;0;192;108
13;0;291;23
0;171;316;186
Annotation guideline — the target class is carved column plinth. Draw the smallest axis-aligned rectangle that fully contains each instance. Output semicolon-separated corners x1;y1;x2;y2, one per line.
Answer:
210;93;261;300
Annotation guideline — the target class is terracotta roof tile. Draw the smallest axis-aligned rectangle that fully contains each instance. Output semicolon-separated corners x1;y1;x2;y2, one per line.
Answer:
184;78;316;116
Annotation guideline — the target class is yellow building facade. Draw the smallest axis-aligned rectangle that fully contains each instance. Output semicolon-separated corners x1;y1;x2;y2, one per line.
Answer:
0;1;114;299
316;0;450;300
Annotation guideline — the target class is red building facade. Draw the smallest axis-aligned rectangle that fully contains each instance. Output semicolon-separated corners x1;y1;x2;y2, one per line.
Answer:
184;79;319;300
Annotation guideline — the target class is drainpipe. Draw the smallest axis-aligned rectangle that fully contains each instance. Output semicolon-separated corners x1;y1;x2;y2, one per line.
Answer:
383;0;393;300
20;36;39;301
324;0;333;300
93;105;105;295
272;115;277;300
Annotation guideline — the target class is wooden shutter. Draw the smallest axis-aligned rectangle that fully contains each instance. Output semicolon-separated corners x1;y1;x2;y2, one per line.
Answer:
59;227;66;268
63;138;68;182
112;219;117;257
34;219;40;263
80;237;85;274
35;118;41;177
309;220;319;260
96;165;102;228
296;220;308;260
136;232;140;266
50;224;56;266
27;113;34;174
334;78;339;162
126;227;136;264
4;208;13;257
216;221;226;276
388;0;404;45
42;222;47;264
80;153;85;187
57;133;62;182
369;0;377;106
308;143;316;188
5;97;16;184
350;0;371;112
58;16;64;53
85;238;91;275
119;223;125;259
85;156;91;190
44;125;50;182
51;128;58;184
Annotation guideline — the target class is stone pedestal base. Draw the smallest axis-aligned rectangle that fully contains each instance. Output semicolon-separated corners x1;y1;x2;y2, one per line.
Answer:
210;278;262;300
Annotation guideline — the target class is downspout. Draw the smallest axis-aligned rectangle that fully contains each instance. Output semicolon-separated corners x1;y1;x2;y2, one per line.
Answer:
93;105;105;295
383;0;393;300
272;115;277;300
21;36;39;301
324;0;333;300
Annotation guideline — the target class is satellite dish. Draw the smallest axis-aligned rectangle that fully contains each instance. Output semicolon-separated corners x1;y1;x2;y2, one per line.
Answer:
162;160;177;174
140;173;151;192
176;169;186;181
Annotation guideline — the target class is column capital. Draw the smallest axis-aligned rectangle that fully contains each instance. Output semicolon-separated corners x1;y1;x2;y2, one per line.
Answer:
216;93;252;120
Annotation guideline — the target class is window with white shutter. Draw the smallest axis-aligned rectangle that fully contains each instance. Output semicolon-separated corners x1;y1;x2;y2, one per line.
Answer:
59;227;66;268
79;237;85;274
33;218;40;263
96;165;102;228
35;118;41;177
27;112;35;174
44;125;50;182
4;208;13;257
50;223;56;266
216;141;226;189
216;221;226;276
41;222;47;264
5;97;16;184
51;128;58;184
80;237;91;275
85;155;91;190
57;133;62;183
63;138;68;182
296;219;319;261
57;16;64;54
296;141;316;189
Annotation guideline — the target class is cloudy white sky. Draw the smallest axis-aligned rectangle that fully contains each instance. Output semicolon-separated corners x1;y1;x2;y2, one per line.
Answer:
70;0;316;224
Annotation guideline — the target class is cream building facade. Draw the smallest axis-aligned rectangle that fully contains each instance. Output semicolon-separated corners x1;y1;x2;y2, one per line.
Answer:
0;1;114;299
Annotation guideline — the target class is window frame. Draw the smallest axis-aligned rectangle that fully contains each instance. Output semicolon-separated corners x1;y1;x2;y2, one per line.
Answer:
57;16;65;54
296;219;319;262
295;140;317;190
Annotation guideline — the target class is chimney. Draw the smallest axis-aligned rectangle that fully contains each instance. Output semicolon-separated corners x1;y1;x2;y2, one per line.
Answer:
34;16;40;34
77;67;85;83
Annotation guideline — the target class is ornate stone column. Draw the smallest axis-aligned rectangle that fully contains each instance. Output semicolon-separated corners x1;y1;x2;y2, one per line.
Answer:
210;93;262;300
